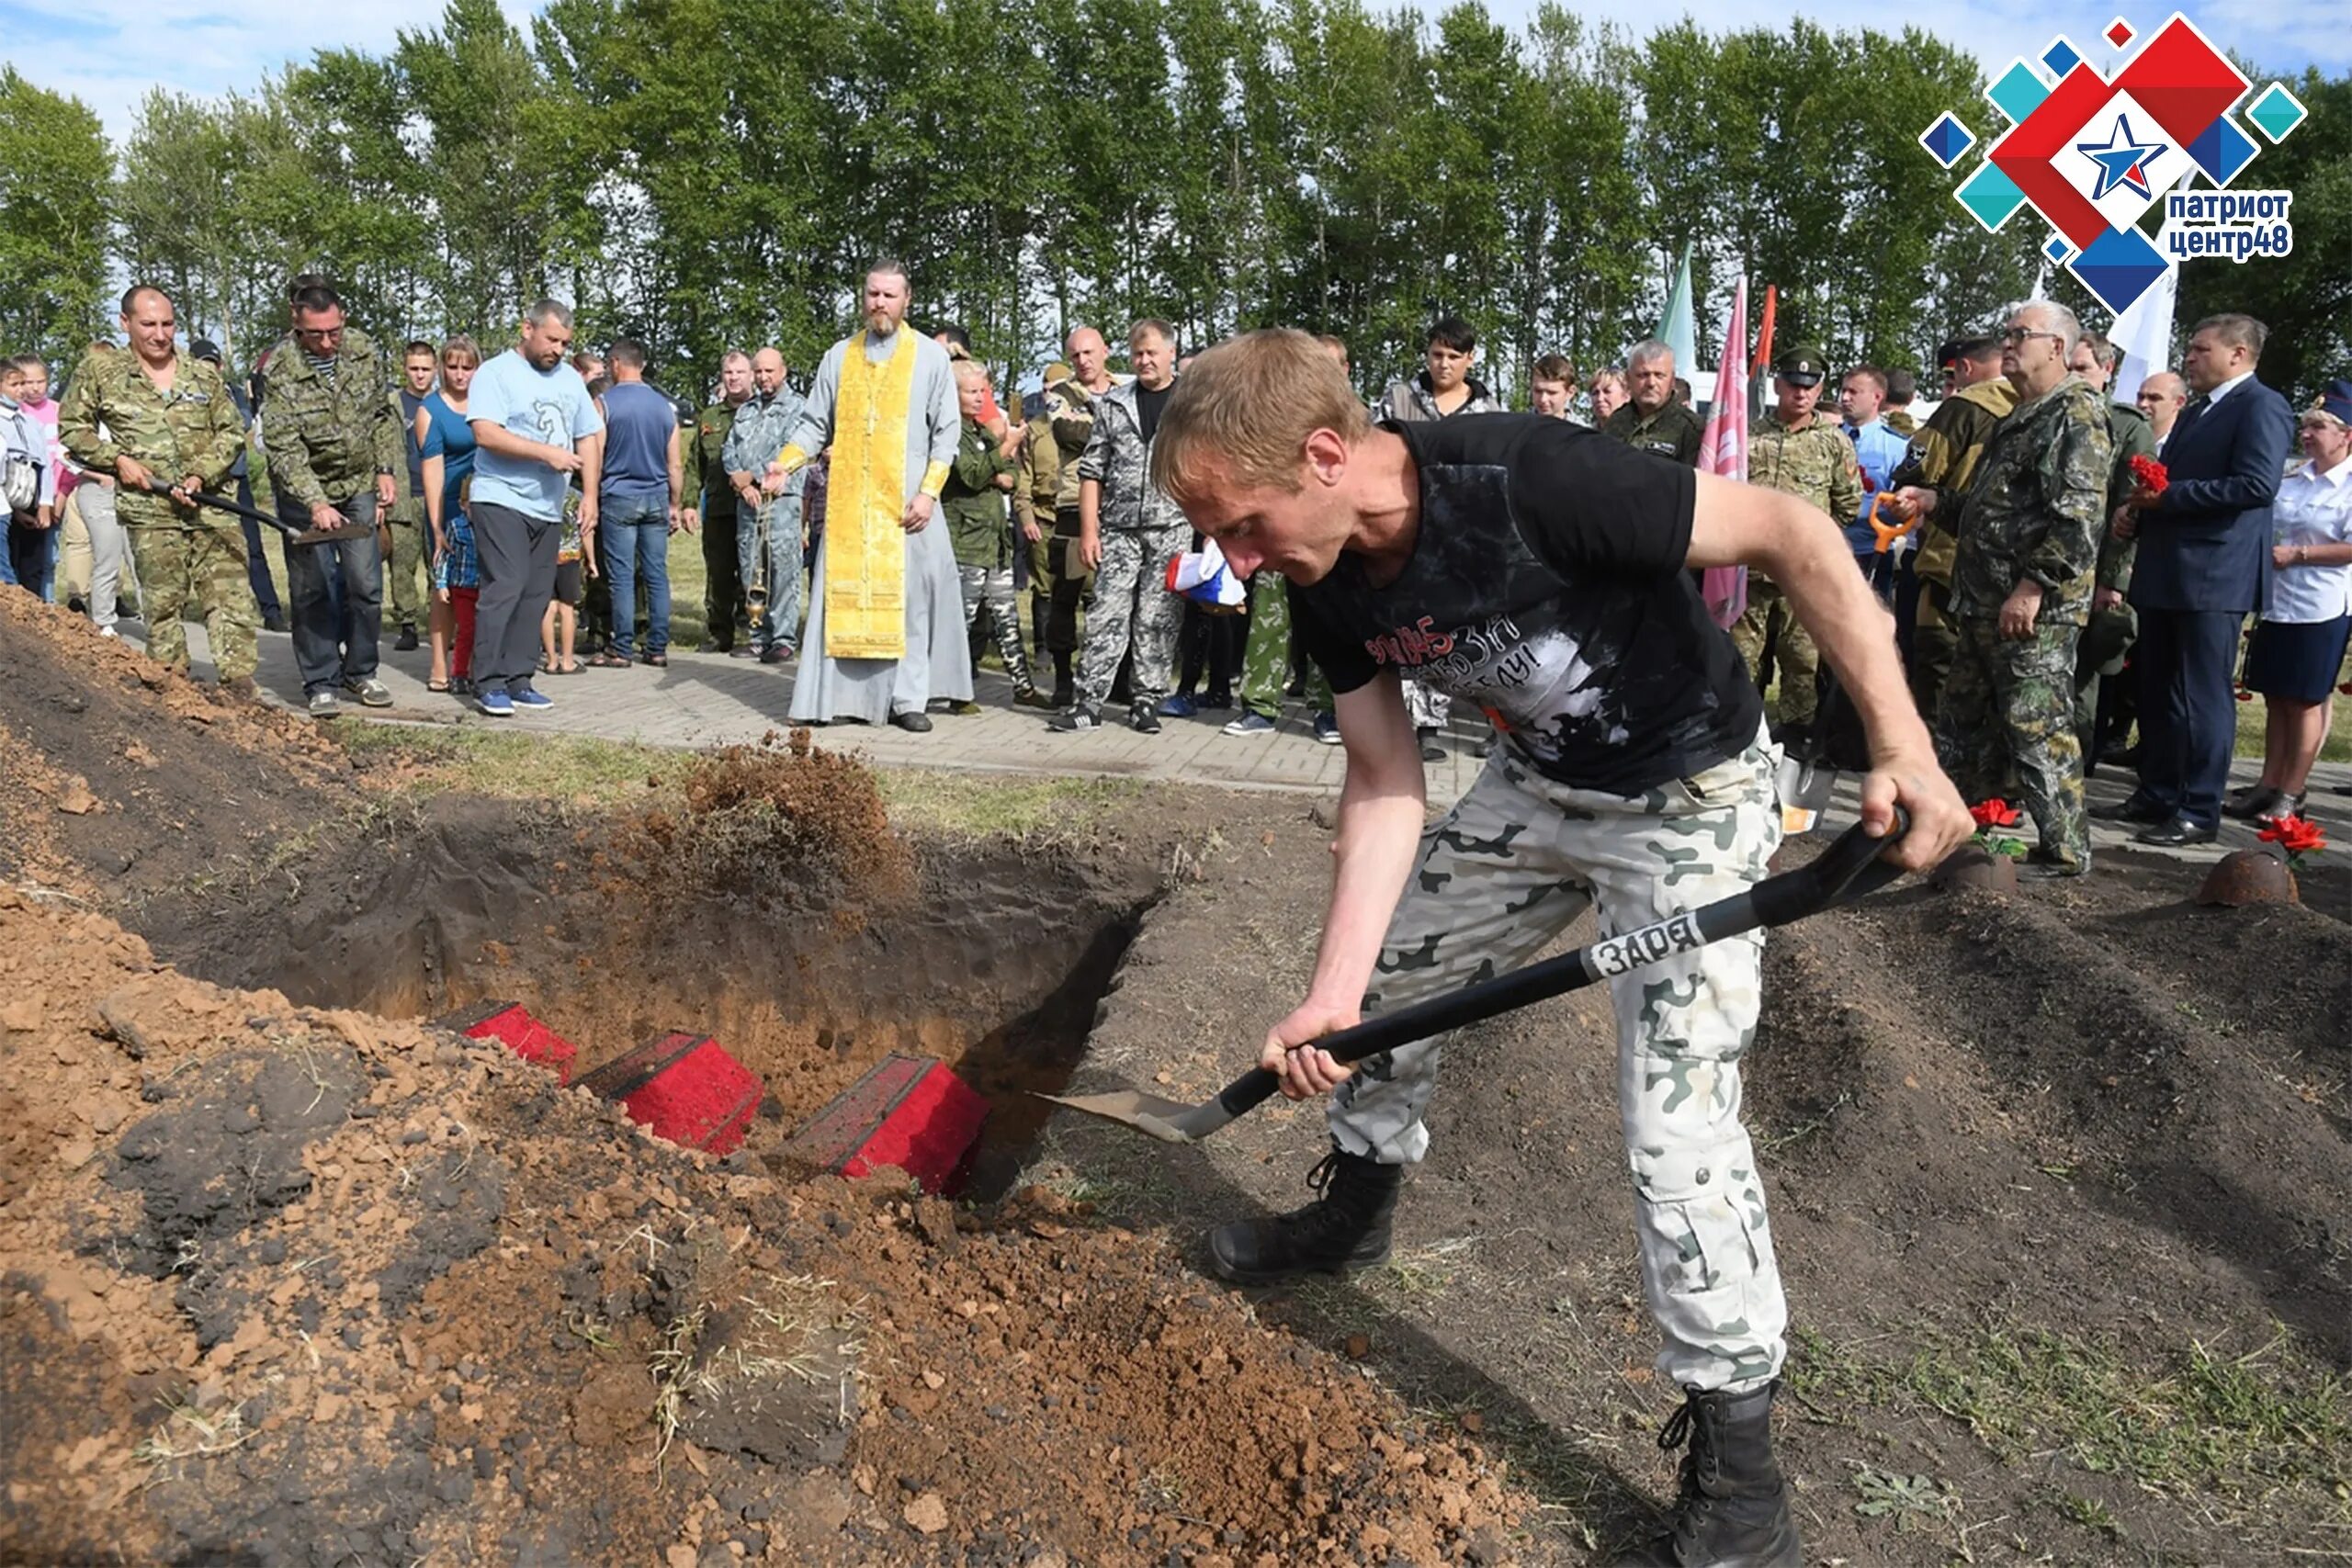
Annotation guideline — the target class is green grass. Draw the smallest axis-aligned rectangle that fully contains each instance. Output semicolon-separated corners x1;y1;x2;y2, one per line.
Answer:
2229;692;2352;761
873;770;1147;841
1791;1321;2352;1532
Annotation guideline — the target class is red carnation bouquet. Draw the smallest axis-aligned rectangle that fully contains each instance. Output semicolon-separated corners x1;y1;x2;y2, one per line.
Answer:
2257;814;2328;868
2129;453;2168;502
1968;798;2027;858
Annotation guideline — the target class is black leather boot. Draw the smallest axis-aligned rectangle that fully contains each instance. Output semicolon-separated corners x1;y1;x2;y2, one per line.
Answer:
1614;1382;1802;1568
1206;1144;1401;1284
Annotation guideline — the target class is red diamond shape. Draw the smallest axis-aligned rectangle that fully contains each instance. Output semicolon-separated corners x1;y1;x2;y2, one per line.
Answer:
2105;17;2133;49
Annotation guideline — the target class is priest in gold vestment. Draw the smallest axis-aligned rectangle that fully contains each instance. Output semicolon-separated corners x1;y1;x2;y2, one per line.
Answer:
771;260;972;731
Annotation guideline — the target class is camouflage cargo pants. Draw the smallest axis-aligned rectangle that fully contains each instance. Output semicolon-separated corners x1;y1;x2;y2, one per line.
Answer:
1907;580;1959;726
385;496;428;629
1238;570;1331;719
128;522;261;682
740;496;804;654
1075;525;1187;712
1332;729;1790;1392
1729;573;1818;729
957;561;1034;690
1935;615;2089;869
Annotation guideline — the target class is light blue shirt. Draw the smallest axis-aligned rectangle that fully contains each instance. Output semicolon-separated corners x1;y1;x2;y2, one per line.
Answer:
466;348;603;522
1842;417;1910;554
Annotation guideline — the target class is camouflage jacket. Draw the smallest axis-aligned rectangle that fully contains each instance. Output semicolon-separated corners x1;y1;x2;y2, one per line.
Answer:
1377;374;1501;423
1748;412;1863;523
1077;378;1186;536
1013;410;1059;536
719;386;805;513
942;415;1018;569
56;348;245;530
1038;376;1112;513
2096;402;2158;595
1948;376;2113;626
689;399;743;519
1893;377;2018;589
1601;399;1705;466
262;329;402;510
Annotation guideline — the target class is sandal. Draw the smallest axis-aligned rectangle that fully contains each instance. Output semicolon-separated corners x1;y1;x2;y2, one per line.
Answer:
556;660;584;675
642;652;668;668
588;651;631;669
427;678;451;694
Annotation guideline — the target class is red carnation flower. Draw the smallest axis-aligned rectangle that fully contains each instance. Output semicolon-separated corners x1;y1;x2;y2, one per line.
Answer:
2129;454;2169;497
1969;798;2021;829
2258;815;2328;863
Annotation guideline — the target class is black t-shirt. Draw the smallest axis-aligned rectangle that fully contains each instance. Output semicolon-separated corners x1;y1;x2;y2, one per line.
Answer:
1134;380;1171;446
1288;414;1762;796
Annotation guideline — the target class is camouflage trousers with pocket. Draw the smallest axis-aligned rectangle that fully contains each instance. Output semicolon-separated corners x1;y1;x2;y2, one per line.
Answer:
1075;525;1187;712
385;496;429;629
1238;570;1332;719
957;562;1034;690
1934;615;2088;869
1729;573;1818;729
1331;728;1790;1392
128;522;261;681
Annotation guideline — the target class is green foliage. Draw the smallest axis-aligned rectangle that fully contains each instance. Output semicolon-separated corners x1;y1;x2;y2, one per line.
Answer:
3;8;2345;402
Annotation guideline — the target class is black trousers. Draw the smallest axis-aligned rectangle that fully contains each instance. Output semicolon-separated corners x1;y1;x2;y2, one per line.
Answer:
470;500;560;693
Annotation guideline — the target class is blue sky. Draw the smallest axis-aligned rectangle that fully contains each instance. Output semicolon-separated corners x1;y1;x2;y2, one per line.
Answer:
6;0;2337;144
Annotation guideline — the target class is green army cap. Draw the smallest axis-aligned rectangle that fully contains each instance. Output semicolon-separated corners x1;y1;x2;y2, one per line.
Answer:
1772;344;1827;387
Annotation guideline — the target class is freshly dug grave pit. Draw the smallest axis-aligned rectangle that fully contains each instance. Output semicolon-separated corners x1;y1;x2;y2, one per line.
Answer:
140;755;1157;1198
0;887;1528;1565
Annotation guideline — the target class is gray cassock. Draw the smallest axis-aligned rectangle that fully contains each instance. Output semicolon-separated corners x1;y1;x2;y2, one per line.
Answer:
785;327;974;724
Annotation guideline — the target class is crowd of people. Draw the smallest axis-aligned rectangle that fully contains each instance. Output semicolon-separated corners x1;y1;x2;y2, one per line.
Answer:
6;265;2348;864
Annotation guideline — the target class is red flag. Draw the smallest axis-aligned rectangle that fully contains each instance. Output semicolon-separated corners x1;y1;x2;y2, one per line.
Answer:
1751;284;1778;376
1699;277;1750;629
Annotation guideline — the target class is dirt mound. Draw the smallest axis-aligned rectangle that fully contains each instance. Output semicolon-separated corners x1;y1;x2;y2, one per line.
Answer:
626;734;917;904
0;888;1528;1565
0;592;351;901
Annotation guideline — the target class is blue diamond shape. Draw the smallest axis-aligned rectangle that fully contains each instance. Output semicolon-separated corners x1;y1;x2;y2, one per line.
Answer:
2187;115;2259;186
2068;226;2168;314
1954;162;2029;231
2044;236;2072;264
2041;38;2082;79
1986;61;2051;124
2247;83;2307;143
1918;111;1977;169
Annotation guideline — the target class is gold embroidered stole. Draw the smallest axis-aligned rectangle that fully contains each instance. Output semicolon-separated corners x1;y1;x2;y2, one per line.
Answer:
825;330;914;659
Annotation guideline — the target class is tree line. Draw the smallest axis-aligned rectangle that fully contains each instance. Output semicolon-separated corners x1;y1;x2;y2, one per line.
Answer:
0;0;2345;400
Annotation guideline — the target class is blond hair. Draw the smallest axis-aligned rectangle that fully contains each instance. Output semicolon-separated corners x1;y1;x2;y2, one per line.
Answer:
440;334;481;367
1151;329;1370;505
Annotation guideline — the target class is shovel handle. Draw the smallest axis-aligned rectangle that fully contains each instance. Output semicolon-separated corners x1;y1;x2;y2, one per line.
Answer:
131;478;352;541
1210;808;1910;1123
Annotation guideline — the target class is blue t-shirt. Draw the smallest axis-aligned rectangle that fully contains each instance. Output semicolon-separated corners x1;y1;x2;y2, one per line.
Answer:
419;390;479;522
599;380;673;501
466;349;603;522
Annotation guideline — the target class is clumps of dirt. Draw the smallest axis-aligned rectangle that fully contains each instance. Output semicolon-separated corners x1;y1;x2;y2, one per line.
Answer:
1;887;1529;1565
623;733;914;906
0;592;353;901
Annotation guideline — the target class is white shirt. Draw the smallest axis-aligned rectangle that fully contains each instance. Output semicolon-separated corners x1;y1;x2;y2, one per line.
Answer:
2267;455;2352;624
2199;368;2257;409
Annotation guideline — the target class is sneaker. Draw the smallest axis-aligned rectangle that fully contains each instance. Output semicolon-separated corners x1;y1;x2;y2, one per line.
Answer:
306;689;341;719
98;625;119;640
478;689;514;717
1313;712;1341;745
1047;705;1102;732
1158;693;1197;718
393;624;419;651
1222;712;1277;737
511;686;554;710
261;613;288;634
947;700;982;716
343;676;393;708
1129;702;1162;734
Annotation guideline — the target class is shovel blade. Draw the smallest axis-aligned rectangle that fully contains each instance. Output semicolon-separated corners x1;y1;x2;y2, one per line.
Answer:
1775;751;1837;836
1035;1088;1212;1145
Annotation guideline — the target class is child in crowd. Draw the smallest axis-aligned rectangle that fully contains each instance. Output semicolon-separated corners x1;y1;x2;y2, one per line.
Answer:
434;475;482;694
540;491;590;676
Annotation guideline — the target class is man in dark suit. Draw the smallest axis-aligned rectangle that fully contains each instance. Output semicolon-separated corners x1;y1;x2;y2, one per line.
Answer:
2107;314;2296;845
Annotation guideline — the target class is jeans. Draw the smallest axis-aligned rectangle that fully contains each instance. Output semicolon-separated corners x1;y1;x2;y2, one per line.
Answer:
280;489;383;694
7;521;57;598
598;494;671;657
470;500;560;694
233;473;281;619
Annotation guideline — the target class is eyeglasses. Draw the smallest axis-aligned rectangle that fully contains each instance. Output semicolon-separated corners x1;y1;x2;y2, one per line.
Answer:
1999;328;2060;346
293;325;345;343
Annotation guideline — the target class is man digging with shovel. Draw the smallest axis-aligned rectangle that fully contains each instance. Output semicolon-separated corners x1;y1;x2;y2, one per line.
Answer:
1148;330;1972;1568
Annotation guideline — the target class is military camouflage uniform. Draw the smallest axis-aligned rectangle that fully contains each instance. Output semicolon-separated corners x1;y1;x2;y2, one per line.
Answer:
57;347;256;680
2074;403;2156;753
1377;374;1503;733
1071;378;1187;715
1888;378;2017;721
1238;571;1331;721
1334;730;1790;1391
1013;407;1060;658
1032;378;1108;677
719;385;806;655
1602;399;1706;466
942;413;1034;692
1733;414;1863;732
690;397;747;646
264;328;402;696
1934;376;2112;871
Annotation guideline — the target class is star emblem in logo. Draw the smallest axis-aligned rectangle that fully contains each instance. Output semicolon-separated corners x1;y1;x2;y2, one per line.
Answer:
2075;114;2166;200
